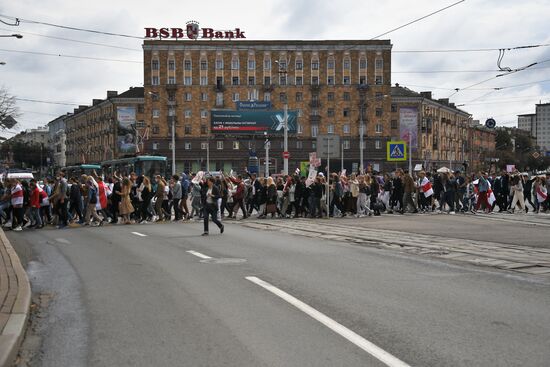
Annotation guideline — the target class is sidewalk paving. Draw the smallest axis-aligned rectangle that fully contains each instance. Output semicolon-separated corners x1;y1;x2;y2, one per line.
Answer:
0;229;31;367
240;217;550;277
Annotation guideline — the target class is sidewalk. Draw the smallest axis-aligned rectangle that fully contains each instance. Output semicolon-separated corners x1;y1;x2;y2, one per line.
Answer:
0;229;31;367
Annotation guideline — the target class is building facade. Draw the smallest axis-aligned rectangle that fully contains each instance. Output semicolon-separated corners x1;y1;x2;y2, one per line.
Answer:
535;103;550;151
517;113;536;138
142;40;393;173
7;127;49;145
391;85;479;171
47;113;70;169
65;88;145;165
469;122;497;171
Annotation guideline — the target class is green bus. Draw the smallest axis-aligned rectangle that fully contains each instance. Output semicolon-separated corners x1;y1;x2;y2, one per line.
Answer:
101;156;167;178
62;164;102;178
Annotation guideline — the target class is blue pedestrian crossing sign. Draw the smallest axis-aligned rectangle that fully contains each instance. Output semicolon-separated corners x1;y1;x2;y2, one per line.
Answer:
387;141;407;161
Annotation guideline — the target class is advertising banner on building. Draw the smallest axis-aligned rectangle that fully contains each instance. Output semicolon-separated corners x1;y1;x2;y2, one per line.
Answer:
399;107;418;148
211;110;297;134
117;106;137;154
236;101;271;110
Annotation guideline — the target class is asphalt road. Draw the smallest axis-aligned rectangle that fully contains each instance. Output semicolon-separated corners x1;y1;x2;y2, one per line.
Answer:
8;216;550;367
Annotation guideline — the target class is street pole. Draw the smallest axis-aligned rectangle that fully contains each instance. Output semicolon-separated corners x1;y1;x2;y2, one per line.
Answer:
408;133;412;173
206;136;210;172
283;103;288;175
359;106;364;174
170;112;176;175
265;135;270;178
326;137;330;218
341;142;344;172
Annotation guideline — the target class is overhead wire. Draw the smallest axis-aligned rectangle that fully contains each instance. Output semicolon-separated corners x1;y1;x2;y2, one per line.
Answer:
0;48;142;63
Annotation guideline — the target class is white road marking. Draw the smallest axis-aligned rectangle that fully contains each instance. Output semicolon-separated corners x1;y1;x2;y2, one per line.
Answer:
186;250;213;260
131;232;147;237
246;276;410;367
55;238;71;244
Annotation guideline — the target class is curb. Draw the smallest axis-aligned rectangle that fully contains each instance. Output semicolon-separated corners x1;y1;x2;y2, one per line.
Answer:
0;229;31;367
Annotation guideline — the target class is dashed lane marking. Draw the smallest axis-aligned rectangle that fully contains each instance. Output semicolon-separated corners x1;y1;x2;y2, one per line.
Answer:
246;276;411;367
131;232;147;237
186;250;213;260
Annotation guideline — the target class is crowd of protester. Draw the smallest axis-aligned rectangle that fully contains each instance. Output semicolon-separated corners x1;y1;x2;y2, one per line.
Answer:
0;167;548;233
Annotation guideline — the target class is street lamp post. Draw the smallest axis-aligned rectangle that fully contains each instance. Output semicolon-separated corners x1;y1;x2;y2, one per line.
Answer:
148;91;176;175
275;60;289;175
264;133;270;178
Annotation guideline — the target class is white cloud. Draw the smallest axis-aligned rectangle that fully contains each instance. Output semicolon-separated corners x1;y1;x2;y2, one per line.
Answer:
1;0;549;131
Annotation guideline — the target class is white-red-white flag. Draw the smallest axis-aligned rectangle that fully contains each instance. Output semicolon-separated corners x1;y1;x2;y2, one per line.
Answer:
536;186;548;203
421;177;433;197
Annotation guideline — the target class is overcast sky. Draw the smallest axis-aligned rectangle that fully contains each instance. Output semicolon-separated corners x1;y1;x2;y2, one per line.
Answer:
1;0;549;136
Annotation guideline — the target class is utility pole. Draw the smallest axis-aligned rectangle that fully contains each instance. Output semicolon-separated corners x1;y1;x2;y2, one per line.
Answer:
341;142;344;171
283;103;288;175
359;104;364;174
170;110;175;175
326;137;330;218
264;133;270;178
206;135;210;172
408;133;412;173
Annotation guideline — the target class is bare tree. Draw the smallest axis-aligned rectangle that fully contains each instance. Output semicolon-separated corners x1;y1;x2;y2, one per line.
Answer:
0;86;20;129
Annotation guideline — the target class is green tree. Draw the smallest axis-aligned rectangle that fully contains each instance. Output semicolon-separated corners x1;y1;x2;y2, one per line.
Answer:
495;129;512;151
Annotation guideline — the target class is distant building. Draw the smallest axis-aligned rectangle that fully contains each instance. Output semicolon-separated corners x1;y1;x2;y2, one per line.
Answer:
517;113;536;137
64;87;145;165
535;103;550;151
7;127;49;145
47;113;71;169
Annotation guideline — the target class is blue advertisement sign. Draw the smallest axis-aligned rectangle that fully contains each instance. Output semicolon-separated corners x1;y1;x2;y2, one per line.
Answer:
211;110;297;134
236;101;271;110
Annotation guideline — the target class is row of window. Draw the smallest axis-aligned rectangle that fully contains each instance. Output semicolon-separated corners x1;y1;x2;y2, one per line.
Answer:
153;57;382;72
150;139;383;151
151;74;383;86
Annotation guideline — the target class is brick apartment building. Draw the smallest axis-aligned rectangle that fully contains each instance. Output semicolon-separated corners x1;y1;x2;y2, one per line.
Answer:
142;40;393;173
65;87;145;165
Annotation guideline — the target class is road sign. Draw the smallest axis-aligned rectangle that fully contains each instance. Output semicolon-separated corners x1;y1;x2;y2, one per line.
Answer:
387;141;407;161
282;151;290;159
532;152;540;159
317;134;341;158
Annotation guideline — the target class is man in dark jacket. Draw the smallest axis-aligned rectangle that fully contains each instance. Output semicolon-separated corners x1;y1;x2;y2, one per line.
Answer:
201;177;224;235
69;177;84;224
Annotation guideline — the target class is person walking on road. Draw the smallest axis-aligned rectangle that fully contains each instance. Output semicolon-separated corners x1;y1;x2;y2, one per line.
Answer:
202;177;224;236
118;178;134;224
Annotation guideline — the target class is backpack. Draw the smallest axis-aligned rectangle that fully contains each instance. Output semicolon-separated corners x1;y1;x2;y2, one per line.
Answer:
89;187;98;204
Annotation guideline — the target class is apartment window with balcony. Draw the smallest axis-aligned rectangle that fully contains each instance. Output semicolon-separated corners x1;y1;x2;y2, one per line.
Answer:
295;76;303;86
152;109;160;118
327;76;334;85
201;110;208;118
152;76;159;85
185;92;192;101
327;124;335;134
215;59;223;70
376;108;383;117
152;60;159;70
375;75;383;85
201;92;208;101
327;92;334;101
201;125;208;134
200;76;208;86
343;124;350;134
296;92;303;102
184;125;192;134
264;76;271;85
327;108;335;117
359;76;367;85
151;93;159;101
216;76;224;88
279;92;287;102
375;123;383;133
343;92;350;101
312;76;319;85
232;76;239;86
184;110;191;118
264;92;271;102
184;76;192;85
295;60;303;70
232;92;240;102
343;140;350;149
233;141;240;150
168;93;175;102
343;76;350;85
184;60;192;70
217;141;224;150
248;60;255;70
279;75;287;86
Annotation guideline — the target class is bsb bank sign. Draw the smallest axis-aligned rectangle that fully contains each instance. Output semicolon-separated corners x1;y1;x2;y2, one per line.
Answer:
145;21;246;40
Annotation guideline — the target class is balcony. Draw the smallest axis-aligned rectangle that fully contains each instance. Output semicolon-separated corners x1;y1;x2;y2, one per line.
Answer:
165;83;178;90
213;84;226;92
310;84;322;92
309;100;322;108
310;115;322;123
262;84;275;92
357;84;369;92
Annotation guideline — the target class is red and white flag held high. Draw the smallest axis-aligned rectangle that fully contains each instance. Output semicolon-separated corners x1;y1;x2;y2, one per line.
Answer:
421;177;433;197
